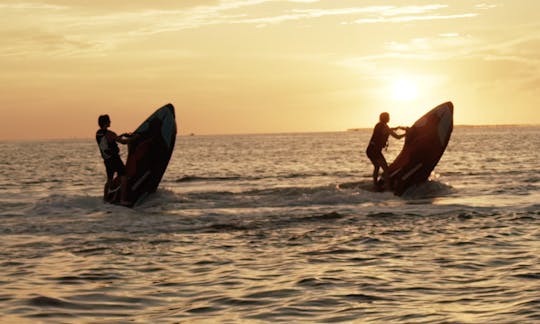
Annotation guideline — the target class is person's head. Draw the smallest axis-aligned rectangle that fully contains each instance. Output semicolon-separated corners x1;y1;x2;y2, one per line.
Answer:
98;114;111;129
379;112;390;124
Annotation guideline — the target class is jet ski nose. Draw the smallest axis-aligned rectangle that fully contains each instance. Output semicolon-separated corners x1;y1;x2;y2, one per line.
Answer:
446;101;454;114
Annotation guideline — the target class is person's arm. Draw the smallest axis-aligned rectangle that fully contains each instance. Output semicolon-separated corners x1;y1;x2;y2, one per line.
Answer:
390;126;409;131
389;127;407;139
116;133;132;144
105;130;132;144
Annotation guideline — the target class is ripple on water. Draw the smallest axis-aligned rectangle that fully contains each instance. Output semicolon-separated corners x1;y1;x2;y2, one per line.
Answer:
243;288;301;300
23;293;163;320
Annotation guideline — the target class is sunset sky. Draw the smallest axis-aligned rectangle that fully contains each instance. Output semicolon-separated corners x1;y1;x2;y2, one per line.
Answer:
1;1;539;140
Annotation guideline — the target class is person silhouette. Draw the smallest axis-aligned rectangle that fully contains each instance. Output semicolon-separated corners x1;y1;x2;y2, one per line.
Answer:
95;114;133;205
366;112;407;189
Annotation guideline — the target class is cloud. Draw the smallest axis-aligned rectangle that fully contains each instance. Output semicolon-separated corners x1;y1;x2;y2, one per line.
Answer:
339;30;540;91
0;28;106;57
0;0;265;57
475;3;499;10
353;13;477;24
226;4;480;27
228;5;461;26
216;4;483;30
0;3;67;10
382;4;448;16
5;0;219;11
0;0;520;60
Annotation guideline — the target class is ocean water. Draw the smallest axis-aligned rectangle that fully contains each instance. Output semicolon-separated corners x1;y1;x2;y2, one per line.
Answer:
0;126;539;323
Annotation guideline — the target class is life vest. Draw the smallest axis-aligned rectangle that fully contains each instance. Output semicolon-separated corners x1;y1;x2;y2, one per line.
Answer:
367;122;390;151
96;129;119;160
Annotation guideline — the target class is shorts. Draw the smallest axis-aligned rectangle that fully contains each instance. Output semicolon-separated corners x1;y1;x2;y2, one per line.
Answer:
366;145;385;165
104;155;126;180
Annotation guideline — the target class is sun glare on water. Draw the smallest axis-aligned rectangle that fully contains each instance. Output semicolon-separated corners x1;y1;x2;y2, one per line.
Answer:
391;77;419;102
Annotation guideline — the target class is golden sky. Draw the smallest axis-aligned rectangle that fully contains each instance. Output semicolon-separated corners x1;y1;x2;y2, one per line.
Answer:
1;1;539;140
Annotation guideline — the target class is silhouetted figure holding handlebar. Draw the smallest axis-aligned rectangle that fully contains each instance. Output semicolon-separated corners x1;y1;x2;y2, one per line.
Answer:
96;114;134;205
366;112;408;189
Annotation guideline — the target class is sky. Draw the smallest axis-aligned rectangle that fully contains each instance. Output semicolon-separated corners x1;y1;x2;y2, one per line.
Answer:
1;0;539;140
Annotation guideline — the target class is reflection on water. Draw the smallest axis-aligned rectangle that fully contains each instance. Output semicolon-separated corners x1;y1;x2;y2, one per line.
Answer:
2;211;539;323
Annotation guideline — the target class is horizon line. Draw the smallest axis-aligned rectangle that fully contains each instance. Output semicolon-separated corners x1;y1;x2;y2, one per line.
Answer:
1;123;539;142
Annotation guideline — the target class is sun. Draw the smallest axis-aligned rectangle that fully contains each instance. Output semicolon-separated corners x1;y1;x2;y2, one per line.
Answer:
391;77;419;101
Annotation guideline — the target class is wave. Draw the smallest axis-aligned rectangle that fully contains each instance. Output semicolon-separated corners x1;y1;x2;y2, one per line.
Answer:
15;175;534;235
175;171;355;183
30;194;106;216
176;175;247;183
23;179;455;217
8;190;535;239
184;183;390;209
336;179;455;199
401;180;455;198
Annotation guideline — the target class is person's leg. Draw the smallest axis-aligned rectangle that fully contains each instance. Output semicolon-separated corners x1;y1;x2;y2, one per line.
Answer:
104;161;115;199
367;148;381;187
379;158;389;174
370;153;389;189
372;165;380;186
110;156;130;205
378;157;390;189
103;180;110;198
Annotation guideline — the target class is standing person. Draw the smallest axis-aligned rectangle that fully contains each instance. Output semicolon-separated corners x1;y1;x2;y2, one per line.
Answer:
96;114;132;205
365;112;407;189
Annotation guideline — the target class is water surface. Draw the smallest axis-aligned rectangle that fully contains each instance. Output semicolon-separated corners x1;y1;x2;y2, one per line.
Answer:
0;127;539;323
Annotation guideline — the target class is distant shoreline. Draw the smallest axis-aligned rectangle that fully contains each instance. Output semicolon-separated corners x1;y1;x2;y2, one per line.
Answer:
347;124;540;132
